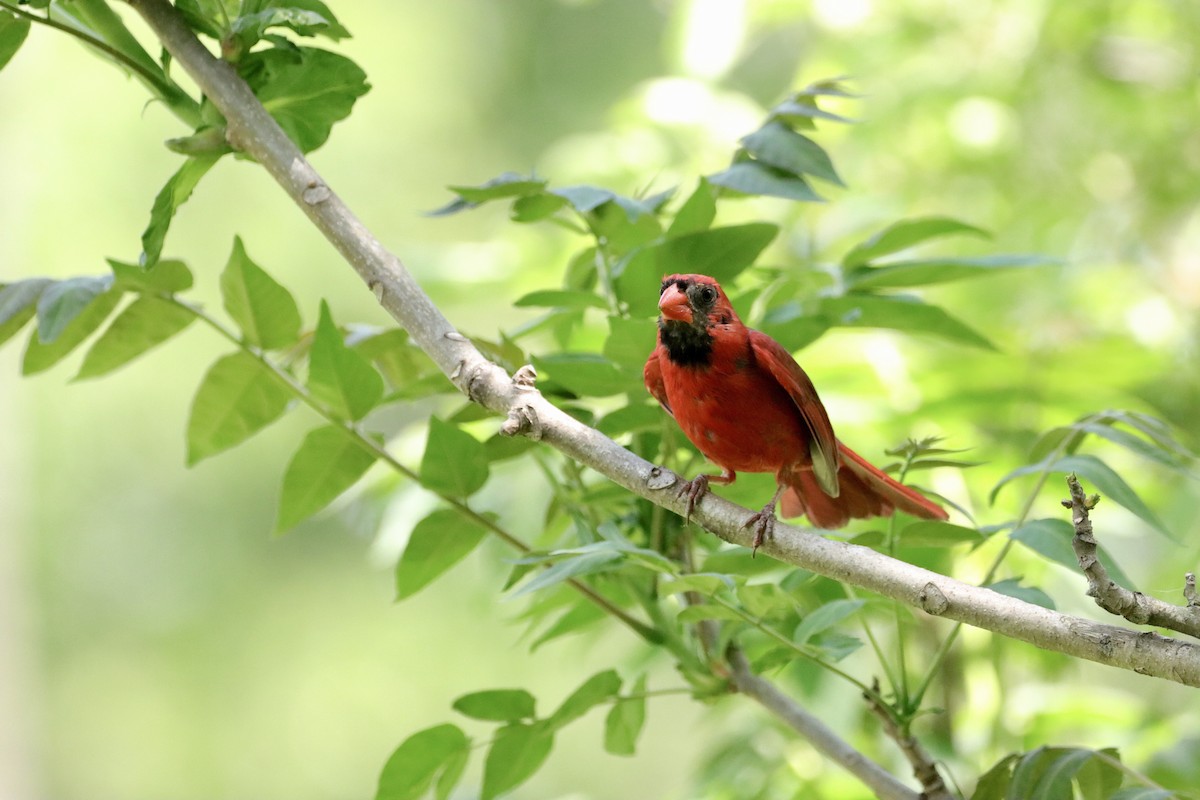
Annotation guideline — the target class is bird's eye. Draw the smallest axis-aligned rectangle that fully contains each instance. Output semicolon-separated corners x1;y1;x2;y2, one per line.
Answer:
696;285;717;304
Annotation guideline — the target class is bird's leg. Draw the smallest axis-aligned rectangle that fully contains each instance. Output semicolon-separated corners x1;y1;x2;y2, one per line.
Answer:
679;469;735;524
743;484;787;556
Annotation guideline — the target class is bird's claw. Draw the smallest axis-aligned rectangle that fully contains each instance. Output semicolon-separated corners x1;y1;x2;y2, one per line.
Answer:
678;474;710;524
742;505;778;557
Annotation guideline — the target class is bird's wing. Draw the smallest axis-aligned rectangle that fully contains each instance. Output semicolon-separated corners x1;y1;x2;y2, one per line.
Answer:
749;330;840;497
643;347;673;416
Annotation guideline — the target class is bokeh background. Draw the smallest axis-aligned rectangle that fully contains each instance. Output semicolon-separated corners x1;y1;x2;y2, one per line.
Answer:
2;1;1199;798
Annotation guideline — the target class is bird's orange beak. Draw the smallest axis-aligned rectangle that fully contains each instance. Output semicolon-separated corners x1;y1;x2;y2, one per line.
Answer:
658;284;693;323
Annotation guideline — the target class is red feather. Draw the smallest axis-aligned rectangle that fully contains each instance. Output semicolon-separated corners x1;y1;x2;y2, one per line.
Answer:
645;273;947;544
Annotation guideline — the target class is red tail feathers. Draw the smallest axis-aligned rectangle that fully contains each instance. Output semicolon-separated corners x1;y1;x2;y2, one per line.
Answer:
779;443;948;529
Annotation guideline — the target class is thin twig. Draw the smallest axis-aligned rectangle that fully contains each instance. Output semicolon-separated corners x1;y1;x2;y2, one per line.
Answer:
123;0;1200;690
864;679;954;800
1064;474;1200;640
726;648;921;800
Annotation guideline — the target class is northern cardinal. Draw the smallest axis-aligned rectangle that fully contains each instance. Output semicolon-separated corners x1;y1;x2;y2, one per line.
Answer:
643;273;947;550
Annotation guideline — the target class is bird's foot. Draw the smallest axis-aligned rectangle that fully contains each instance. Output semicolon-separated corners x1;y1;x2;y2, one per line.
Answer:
742;504;778;557
678;474;710;524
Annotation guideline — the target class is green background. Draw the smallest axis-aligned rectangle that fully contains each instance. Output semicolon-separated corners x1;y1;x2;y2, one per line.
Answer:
1;1;1198;797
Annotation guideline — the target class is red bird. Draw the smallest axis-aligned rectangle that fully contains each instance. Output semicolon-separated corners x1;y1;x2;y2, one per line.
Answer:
643;273;947;549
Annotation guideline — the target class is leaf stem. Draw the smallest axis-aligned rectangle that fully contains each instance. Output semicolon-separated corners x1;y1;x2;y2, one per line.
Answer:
0;0;200;126
167;295;662;645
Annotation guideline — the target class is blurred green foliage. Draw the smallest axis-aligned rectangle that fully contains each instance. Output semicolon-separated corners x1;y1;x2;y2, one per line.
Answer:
1;1;1199;799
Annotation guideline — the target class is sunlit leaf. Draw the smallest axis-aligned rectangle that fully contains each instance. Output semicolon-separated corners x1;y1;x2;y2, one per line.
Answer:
0;278;52;348
142;154;222;266
986;578;1055;610
220;236;302;349
1009;518;1136;590
76;296;195;379
108;258;194;293
821;293;996;350
186;351;293;464
452;689;536;722
240;46;370;152
793;599;866;645
532;353;635;397
707;161;822;201
842;216;990;267
511;192;567;222
971;753;1018;800
604;674;646;756
375;723;469;800
546;669;621;729
0;11;31;71
23;286;121;375
481;723;554;800
509;550;623;598
308;301;385;421
36;275;115;344
420;417;489;498
667;179;716;237
395;508;489;600
276;424;377;532
740;121;844;186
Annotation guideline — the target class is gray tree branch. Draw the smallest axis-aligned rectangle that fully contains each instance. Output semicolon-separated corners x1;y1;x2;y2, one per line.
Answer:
1064;474;1200;640
726;648;921;800
125;0;1200;713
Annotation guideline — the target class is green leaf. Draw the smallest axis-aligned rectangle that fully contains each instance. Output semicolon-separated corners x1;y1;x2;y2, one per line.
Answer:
108;258;194;293
530;602;606;651
453;173;548;203
0;11;31;71
511;192;568;222
481;723;554;800
986;578;1055;610
821;293;996;350
843;216;990;267
308;301;385;421
76;296;196;379
1075;750;1123;800
604;674;646;756
547;669;621;730
993;454;1170;538
614;223;779;317
23;286;121;375
532;353;634;397
186;351;293;464
509;550;623;598
514;289;608;311
36;275;115;344
452;689;536;722
659;573;737;596
434;741;468;800
1008;747;1058;800
771;97;855;126
596;404;662;437
1009;518;1136;590
971;753;1017;800
230;4;348;53
220;237;302;349
666;179;716;237
276;425;377;532
240;47;370;152
0;278;52;348
1110;790;1176;800
142;154;221;266
740;121;844;186
375;723;469;800
793;599;866;645
395;509;488;600
899;521;986;547
707;161;823;201
420;417;489;498
846;254;1051;290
